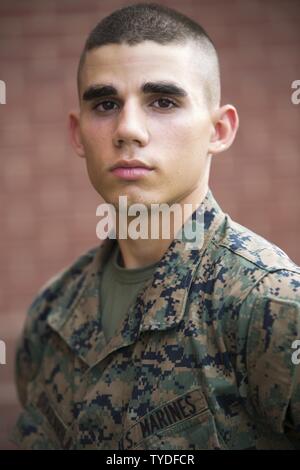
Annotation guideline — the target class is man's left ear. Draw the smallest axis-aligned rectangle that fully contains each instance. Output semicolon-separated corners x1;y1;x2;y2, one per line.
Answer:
208;104;239;154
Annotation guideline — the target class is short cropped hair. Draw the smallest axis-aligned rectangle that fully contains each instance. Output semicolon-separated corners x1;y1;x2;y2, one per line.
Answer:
77;2;221;109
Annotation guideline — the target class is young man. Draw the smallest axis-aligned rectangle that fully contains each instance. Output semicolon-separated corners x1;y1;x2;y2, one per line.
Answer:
12;3;300;449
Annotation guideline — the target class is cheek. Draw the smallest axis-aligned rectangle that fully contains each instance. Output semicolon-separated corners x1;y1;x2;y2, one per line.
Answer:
165;119;211;178
186;117;211;146
81;119;110;152
162;115;210;148
162;123;210;170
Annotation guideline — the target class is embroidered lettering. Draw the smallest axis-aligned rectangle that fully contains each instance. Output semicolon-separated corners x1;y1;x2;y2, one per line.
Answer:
119;387;208;449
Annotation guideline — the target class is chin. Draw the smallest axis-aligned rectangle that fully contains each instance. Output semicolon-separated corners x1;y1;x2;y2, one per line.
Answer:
99;186;163;209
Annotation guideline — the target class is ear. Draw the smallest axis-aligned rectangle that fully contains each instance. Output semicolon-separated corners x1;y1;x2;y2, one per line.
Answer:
68;110;86;158
208;104;239;155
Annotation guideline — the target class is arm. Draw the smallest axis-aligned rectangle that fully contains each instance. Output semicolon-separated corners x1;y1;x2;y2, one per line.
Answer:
246;269;300;447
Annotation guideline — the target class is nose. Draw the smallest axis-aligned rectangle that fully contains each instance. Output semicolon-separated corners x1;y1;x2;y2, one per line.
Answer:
112;99;149;148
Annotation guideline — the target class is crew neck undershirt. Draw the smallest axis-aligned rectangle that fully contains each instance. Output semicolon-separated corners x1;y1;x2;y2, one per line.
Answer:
100;243;159;342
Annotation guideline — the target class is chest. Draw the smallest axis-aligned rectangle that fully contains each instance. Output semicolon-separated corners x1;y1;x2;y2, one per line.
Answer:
28;320;252;450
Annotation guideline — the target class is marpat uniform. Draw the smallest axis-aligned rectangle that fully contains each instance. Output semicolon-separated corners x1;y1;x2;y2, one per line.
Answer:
11;189;300;449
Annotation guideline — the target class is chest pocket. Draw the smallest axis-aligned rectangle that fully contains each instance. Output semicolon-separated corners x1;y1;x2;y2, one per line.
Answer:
119;387;226;450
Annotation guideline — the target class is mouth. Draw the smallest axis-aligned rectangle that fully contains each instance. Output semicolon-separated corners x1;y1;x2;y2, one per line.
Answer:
110;166;154;180
110;159;154;180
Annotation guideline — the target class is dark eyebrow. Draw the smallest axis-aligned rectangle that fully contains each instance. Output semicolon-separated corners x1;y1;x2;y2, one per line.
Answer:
142;81;188;97
82;85;116;101
82;81;188;101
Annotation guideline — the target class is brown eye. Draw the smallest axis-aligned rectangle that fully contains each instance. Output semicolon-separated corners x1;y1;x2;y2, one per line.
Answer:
152;98;177;109
94;100;118;112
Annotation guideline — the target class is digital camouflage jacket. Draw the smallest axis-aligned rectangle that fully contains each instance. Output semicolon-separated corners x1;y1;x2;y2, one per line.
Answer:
11;189;300;449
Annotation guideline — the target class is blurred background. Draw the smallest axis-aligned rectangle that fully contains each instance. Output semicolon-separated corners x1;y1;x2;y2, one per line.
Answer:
0;0;299;449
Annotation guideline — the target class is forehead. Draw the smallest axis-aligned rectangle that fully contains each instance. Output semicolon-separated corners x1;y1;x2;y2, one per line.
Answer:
80;41;206;96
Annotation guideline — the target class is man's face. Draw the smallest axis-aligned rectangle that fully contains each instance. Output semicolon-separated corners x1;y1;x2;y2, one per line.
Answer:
76;41;216;208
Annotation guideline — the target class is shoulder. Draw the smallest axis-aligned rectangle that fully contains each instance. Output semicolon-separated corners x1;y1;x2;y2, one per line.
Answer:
212;214;300;340
192;213;300;320
214;214;300;274
196;210;300;336
15;245;101;405
192;212;300;366
33;245;99;311
218;215;300;314
22;244;103;339
203;213;300;303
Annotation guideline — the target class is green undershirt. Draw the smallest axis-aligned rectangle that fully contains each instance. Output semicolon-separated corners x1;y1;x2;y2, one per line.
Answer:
100;243;159;342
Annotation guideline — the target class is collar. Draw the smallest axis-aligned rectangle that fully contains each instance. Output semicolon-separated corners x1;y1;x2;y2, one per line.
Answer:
47;188;225;368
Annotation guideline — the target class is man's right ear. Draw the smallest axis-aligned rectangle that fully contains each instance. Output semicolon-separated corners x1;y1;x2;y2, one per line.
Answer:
68;110;86;158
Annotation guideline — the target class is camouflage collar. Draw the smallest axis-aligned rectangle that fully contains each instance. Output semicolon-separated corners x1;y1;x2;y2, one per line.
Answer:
47;188;225;368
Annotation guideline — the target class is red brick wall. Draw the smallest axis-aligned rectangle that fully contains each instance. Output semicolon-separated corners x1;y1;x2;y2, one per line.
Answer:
0;0;299;449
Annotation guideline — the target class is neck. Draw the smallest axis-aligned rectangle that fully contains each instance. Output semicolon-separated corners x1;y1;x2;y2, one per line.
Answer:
116;183;209;269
